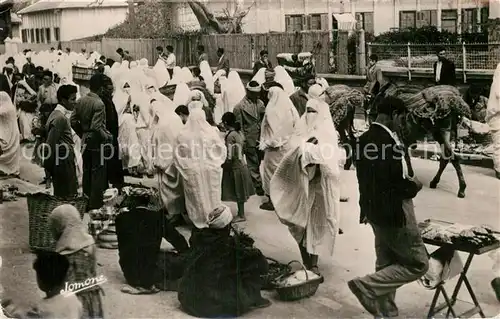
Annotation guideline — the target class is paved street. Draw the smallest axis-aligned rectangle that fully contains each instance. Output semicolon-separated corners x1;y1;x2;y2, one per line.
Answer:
0;144;499;318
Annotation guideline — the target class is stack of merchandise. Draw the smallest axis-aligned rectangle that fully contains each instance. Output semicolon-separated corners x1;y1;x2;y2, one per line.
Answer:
88;188;120;249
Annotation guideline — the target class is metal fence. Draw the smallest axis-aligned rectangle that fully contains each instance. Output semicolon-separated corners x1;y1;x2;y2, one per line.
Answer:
15;31;351;74
368;42;499;74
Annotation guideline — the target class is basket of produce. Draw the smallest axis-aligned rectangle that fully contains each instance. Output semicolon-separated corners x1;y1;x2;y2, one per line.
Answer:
72;65;95;81
27;193;88;251
119;186;162;211
261;257;292;290
273;260;324;301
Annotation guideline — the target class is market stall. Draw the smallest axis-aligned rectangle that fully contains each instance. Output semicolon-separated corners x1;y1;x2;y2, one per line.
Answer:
419;219;500;318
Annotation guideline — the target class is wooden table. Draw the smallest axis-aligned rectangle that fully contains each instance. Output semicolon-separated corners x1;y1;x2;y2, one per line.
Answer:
421;226;500;318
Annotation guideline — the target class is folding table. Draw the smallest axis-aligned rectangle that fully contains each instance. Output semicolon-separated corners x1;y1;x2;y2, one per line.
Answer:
423;236;500;318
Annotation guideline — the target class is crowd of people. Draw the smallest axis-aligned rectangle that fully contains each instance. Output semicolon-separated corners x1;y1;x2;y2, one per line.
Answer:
3;44;499;319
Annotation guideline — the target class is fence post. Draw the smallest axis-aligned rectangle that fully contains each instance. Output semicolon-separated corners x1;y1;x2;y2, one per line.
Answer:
462;42;467;84
407;42;412;81
357;29;366;75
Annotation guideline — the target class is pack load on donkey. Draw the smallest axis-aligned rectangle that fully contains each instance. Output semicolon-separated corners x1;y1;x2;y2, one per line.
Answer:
277;52;316;81
373;83;471;198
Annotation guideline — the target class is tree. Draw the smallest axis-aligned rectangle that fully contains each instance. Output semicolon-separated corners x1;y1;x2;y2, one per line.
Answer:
186;0;255;34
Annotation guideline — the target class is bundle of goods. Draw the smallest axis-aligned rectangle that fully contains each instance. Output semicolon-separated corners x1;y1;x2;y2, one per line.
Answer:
418;85;471;119
419;219;499;251
326;85;364;127
261;257;292;290
27;193;87;251
72;65;95;81
120;185;162;211
276;52;315;79
272;260;324;301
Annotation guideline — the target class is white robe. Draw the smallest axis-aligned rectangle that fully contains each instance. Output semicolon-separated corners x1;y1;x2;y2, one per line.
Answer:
487;63;500;173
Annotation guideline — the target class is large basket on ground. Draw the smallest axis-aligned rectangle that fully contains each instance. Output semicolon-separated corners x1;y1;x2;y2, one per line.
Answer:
27;193;88;252
72;66;95;81
273;260;324;301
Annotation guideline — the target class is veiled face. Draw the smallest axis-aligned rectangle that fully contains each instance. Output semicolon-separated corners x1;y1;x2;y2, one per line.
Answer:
305;105;319;126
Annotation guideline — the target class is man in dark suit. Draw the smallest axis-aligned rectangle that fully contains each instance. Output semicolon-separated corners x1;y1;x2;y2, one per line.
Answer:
253;50;273;76
348;96;429;317
216;47;230;76
433;47;456;86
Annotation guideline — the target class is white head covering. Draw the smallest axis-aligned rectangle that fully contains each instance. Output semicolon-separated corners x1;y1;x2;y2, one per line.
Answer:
274;66;295;96
153;59;170;88
251;68;266;85
308;84;326;101
49;204;94;255
169;66;183;84
225;71;246;108
139;58;148;69
181;67;194;83
260;86;300;150
190;89;209;107
316;77;329;89
173;82;191;107
487;62;500;126
213;69;226;82
200;61;214;94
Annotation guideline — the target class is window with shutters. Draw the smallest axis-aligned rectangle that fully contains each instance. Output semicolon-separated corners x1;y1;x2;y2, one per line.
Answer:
35;29;40;43
310;14;322;30
29;29;34;43
441;10;457;33
416;10;437;28
40;28;45;43
285;15;304;32
54;27;60;41
21;29;27;43
45;28;51;43
480;7;489;32
356;12;374;33
399;11;416;29
461;9;476;33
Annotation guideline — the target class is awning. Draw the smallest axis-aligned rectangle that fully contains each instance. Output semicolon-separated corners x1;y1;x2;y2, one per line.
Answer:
333;13;356;30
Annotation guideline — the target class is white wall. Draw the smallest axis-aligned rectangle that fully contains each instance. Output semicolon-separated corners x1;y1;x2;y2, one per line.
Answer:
60;7;127;41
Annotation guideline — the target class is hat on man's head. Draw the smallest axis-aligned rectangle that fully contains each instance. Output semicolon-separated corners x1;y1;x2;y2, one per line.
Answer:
246;81;261;92
264;69;275;81
4;63;13;70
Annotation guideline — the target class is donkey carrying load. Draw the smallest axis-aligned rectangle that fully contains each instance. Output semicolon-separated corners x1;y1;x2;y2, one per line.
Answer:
372;83;471;198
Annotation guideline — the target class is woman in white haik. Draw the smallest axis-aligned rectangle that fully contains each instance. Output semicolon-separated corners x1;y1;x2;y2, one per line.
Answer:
270;98;342;275
259;86;300;211
213;70;227;124
200;60;214;94
222;71;246;113
274;66;295;96
174;108;228;228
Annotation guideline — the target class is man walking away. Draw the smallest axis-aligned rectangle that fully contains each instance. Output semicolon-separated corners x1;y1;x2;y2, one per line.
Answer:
116;48;133;63
233;81;265;196
253;50;272;76
197;45;208;65
71;74;113;211
350;96;428;317
216;48;230;76
364;54;389;124
165;45;176;79
98;74;125;190
44;85;78;198
289;75;315;116
434;47;456;86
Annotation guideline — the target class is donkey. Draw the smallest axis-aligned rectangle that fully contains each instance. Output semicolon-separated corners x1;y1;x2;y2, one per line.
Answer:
371;83;470;198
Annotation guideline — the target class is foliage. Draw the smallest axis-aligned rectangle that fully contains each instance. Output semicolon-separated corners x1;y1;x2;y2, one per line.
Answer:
373;26;487;44
347;32;374;74
104;0;206;39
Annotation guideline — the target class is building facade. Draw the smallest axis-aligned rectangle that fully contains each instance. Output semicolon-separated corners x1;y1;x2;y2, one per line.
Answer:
173;0;489;35
17;0;129;43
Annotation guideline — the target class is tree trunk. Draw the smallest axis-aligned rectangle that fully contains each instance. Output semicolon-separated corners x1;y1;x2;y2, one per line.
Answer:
187;0;227;34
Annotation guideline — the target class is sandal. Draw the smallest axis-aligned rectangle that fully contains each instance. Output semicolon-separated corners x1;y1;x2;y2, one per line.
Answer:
250;297;271;310
120;285;159;295
232;216;246;223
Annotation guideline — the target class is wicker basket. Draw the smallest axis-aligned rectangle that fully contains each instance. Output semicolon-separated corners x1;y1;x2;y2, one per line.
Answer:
27;193;88;252
72;66;95;81
261;257;292;290
273;260;324;301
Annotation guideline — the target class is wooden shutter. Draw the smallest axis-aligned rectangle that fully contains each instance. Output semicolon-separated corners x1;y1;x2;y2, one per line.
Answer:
285;15;291;32
320;13;328;30
365;12;374;33
302;15;310;31
430;10;437;26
